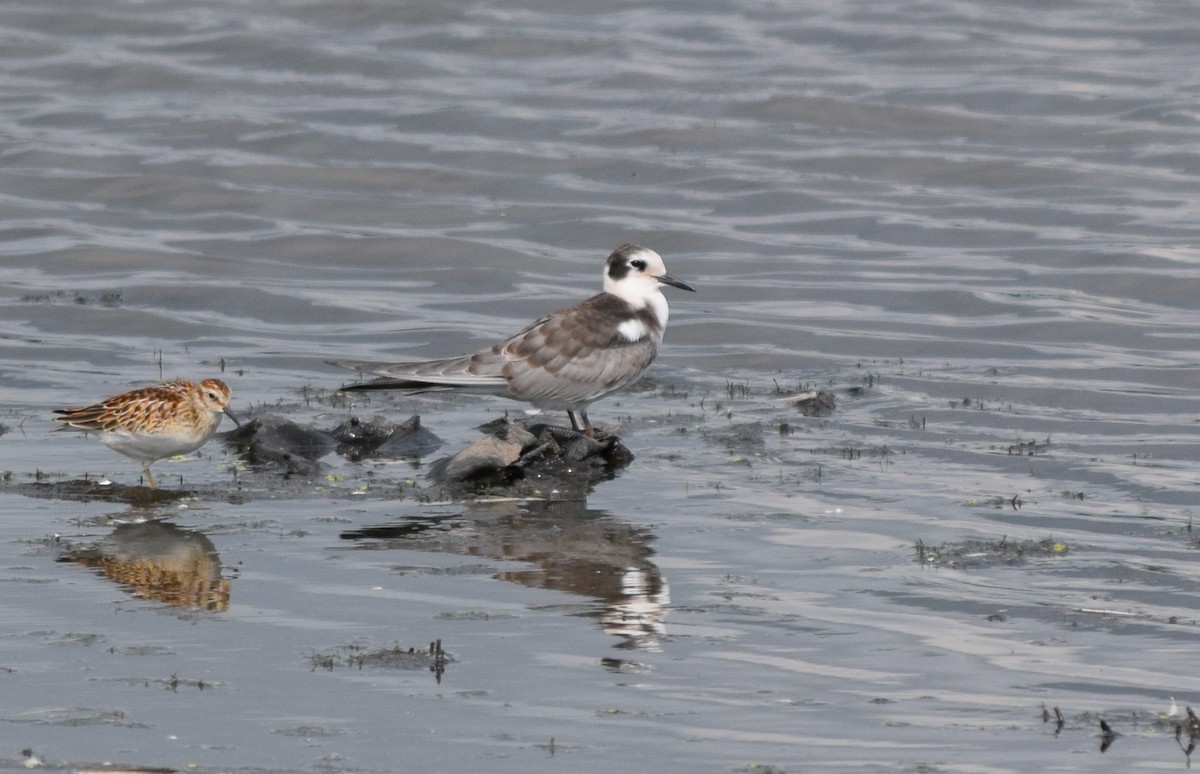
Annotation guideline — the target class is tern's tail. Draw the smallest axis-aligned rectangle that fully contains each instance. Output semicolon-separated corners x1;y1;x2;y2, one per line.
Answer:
328;358;508;394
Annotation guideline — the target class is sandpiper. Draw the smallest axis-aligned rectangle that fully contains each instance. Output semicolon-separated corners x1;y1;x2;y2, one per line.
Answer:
53;378;238;487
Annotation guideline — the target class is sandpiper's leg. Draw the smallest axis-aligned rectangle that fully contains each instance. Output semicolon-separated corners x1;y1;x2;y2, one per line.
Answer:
143;466;158;489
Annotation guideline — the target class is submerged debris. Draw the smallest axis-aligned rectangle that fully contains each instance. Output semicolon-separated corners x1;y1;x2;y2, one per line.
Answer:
792;390;837;417
19;289;123;307
309;639;450;682
703;422;767;454
1040;703;1200;759
1100;718;1118;753
769;387;837;417
1008;438;1051;455
915;536;1068;568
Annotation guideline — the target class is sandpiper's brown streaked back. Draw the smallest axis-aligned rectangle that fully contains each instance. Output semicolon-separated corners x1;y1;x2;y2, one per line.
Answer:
53;378;239;487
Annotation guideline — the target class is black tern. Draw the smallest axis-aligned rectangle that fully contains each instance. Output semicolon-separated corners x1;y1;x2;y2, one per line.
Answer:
330;244;695;436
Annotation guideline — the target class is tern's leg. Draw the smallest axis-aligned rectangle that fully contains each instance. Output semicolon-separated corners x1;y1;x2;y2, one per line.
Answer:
142;466;158;489
568;410;596;438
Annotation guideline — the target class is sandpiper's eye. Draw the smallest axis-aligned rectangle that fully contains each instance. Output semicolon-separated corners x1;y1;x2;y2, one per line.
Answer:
207;391;220;401
630;259;647;270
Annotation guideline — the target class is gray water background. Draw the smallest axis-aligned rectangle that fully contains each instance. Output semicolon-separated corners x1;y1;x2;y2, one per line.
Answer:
2;0;1200;771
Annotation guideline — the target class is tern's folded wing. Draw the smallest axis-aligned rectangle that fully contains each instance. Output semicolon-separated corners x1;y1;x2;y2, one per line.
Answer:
496;296;662;404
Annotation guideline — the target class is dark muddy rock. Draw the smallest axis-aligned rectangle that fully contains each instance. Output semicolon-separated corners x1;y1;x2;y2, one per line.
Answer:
428;419;634;498
329;414;442;461
13;478;192;505
224;415;337;476
430;431;529;483
225;413;443;476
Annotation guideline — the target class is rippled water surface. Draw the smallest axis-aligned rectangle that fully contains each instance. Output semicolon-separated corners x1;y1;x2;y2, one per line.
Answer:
3;0;1200;771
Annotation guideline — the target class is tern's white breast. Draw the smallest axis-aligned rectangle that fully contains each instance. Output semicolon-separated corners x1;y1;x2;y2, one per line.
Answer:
616;318;649;342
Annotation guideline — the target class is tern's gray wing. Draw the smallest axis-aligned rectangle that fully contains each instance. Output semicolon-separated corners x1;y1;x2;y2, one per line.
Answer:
495;294;662;407
330;293;661;407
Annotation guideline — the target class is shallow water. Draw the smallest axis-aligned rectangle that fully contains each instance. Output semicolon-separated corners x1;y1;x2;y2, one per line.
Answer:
3;0;1200;771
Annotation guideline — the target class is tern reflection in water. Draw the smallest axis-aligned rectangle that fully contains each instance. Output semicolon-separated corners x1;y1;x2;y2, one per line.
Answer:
341;500;668;649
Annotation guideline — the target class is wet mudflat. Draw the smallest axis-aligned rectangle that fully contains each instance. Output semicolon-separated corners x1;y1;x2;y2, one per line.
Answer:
3;0;1200;772
4;367;1199;773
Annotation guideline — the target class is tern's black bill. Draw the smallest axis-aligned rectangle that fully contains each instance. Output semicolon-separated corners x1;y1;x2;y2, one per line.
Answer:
657;274;696;292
